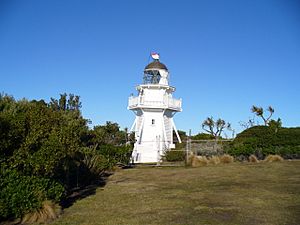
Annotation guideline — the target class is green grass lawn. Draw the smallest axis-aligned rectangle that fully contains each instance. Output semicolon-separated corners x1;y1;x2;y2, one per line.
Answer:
52;161;300;225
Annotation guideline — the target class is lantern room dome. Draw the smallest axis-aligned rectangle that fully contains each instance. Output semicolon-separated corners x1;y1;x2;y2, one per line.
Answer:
144;60;168;71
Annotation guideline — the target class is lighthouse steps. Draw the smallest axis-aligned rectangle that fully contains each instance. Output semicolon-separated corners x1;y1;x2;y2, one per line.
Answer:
132;142;165;163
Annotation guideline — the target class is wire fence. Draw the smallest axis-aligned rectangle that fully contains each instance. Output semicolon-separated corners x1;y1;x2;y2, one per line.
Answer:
131;126;234;166
140;138;233;166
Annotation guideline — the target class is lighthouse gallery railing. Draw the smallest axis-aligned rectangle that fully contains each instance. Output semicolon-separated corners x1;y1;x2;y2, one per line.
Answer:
128;96;182;110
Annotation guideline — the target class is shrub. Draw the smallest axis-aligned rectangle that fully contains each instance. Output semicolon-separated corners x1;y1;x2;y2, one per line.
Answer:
226;126;300;158
265;154;284;162
82;152;106;174
249;155;259;163
0;169;64;221
0;93;133;222
164;150;185;162
192;133;215;140
98;144;132;169
220;154;234;163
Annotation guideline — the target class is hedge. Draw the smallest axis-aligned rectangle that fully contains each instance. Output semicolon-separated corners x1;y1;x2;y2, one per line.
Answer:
226;126;300;158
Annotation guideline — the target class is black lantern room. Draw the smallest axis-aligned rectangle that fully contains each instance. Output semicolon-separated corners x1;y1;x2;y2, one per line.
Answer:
143;60;168;84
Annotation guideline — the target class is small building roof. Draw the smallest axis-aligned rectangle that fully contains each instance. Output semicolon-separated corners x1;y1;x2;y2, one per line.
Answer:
144;60;168;71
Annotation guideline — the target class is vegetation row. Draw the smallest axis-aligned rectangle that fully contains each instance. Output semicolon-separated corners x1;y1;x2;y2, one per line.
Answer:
0;93;132;223
1;93;299;223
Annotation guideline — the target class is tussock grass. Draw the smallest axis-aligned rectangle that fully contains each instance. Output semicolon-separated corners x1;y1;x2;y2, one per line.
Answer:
209;155;221;165
190;155;208;167
21;201;61;224
249;154;259;163
265;154;284;162
220;154;234;163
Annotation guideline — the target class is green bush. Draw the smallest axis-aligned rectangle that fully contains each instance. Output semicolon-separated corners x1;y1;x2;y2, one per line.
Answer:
97;144;132;168
0;93;133;221
164;141;186;162
164;150;186;162
226;126;300;158
0;168;64;220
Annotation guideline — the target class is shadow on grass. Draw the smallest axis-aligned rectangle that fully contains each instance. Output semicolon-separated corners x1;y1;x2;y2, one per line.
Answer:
60;165;136;209
60;172;112;209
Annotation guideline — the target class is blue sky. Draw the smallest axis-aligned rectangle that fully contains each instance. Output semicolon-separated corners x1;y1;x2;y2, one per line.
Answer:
1;0;299;135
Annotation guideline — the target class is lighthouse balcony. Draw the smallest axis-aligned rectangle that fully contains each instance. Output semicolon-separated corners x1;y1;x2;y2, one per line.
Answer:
128;96;182;111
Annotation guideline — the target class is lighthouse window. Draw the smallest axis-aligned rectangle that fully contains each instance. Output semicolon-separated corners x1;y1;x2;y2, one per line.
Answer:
151;119;155;125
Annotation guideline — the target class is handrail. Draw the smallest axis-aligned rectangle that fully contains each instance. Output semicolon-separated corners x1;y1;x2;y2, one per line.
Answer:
128;96;182;110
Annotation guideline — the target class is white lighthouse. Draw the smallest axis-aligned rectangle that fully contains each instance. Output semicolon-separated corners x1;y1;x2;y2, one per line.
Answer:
128;53;182;163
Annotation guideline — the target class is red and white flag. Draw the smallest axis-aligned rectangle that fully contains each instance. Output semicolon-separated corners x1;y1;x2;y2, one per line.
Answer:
151;52;160;60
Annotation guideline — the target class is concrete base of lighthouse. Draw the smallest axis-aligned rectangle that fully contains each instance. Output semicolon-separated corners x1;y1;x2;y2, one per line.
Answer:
131;143;163;163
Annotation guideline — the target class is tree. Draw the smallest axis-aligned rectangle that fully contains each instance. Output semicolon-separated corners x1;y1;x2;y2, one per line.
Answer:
202;117;231;139
92;121;127;146
239;116;257;129
251;105;274;126
67;94;82;111
50;93;81;112
59;93;67;111
268;118;282;133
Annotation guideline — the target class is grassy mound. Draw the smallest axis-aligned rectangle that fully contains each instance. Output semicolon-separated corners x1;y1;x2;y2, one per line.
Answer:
227;126;300;158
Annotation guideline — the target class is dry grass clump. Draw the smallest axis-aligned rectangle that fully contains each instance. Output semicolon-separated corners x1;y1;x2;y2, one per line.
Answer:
220;154;234;164
265;154;284;162
21;201;61;224
209;155;221;165
249;154;259;163
190;155;209;167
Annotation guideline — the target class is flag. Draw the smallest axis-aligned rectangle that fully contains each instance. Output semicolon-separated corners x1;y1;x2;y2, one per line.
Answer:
151;52;160;60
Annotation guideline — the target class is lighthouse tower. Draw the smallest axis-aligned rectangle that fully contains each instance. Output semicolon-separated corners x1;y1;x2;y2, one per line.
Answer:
128;53;182;163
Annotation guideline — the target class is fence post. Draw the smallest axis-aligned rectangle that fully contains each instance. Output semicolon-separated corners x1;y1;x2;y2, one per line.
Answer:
185;135;189;166
185;129;191;166
157;135;161;166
